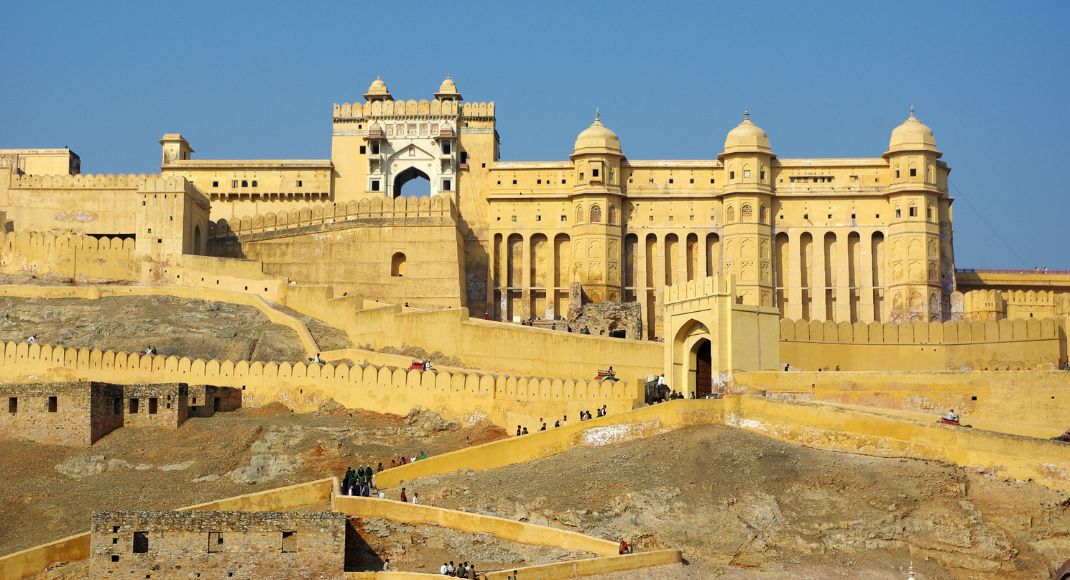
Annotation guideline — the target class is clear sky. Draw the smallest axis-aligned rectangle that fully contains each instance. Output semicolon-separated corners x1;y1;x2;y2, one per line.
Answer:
3;1;1068;269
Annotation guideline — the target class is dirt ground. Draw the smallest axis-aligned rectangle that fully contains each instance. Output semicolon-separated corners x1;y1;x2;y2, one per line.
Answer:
0;295;351;362
393;425;1070;579
0;404;505;557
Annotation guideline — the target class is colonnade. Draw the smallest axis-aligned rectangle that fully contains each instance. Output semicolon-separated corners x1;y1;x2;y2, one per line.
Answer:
487;227;891;335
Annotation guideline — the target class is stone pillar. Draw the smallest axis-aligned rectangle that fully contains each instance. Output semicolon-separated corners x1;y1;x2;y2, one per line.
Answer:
677;233;688;284
698;235;709;279
810;231;826;321
520;233;531;320
836;231;851;322
859;229;875;323
653;234;666;337
636;237;648;322
786;231;803;320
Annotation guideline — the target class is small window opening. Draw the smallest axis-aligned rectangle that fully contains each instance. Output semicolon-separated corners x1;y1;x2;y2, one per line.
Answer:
281;531;296;553
251;180;257;187
148;398;158;415
592;168;600;178
443;179;451;191
442;142;451;155
371;180;380;192
391;252;406;277
130;398;140;414
729;171;735;179
212;181;218;187
743;169;751;178
371;143;380;155
895;209;902;218
208;532;223;553
909;168;917;177
133;532;149;553
359;145;367;154
48;396;57;413
8;397;16;413
241;180;248;187
909;206;918;217
297;180;303;187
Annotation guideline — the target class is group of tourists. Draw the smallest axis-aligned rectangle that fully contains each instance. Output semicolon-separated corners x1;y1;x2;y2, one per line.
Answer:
341;464;380;497
389;451;427;467
438;560;477;577
513;405;609;436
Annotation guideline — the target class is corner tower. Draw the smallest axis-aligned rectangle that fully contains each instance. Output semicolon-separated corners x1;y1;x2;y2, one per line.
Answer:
883;109;948;321
718;111;775;307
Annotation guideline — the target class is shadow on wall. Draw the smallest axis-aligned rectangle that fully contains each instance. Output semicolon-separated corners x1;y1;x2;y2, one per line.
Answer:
344;517;385;572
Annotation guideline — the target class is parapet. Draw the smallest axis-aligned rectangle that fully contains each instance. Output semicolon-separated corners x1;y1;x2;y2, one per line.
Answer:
333;99;494;120
10;173;154;190
778;317;1059;345
664;276;735;305
209;193;457;240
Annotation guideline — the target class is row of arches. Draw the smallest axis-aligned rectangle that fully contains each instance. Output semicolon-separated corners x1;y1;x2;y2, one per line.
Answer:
774;230;887;322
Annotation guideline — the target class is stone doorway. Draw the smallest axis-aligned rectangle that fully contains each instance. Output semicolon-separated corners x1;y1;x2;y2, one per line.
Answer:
693;339;712;398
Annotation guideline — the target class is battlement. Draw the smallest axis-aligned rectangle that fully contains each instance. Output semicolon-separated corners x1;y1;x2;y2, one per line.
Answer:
333;99;494;120
209;193;457;239
10;173;156;189
664;276;736;304
779;317;1059;345
0;231;135;253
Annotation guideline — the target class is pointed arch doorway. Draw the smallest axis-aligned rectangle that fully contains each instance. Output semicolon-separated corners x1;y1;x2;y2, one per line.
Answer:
692;338;713;398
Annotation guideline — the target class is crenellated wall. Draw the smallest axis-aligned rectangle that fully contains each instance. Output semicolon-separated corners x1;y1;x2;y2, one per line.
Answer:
0;231;138;282
778;317;1062;370
0;340;642;430
332;99;493;119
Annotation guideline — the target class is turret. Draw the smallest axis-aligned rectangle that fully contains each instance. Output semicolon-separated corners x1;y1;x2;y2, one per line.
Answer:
717;111;775;307
159;134;193;166
363;75;392;102
569;112;625;304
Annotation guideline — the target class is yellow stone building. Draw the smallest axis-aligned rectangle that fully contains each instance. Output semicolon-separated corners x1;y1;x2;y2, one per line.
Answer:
4;76;1067;338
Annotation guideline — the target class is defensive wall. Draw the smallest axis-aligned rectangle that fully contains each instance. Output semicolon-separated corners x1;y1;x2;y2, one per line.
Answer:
207;194;466;309
733;370;1070;437
373;398;1070;494
778;317;1063;371
481;550;684;580
0;339;642;432
0;231;138;282
0;478;335;580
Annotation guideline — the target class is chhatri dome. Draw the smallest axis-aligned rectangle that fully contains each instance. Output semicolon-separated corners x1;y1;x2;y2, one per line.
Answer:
721;110;772;156
887;107;939;155
364;75;392;101
572;110;622;157
435;75;462;100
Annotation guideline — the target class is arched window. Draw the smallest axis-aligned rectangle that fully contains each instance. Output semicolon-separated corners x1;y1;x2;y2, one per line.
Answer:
608;205;618;225
391;252;406;277
741;204;753;220
575;204;584;224
759;205;768;224
590;204;602;223
726;205;735;223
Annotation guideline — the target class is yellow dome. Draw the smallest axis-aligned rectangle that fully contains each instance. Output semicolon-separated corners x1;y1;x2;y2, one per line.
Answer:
887;109;938;154
364;75;391;100
721;111;772;156
435;75;461;100
572;112;622;157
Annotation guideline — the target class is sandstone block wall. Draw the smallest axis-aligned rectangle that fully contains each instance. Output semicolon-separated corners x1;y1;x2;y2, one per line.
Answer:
187;385;242;418
0;382;123;446
89;510;345;579
122;383;188;429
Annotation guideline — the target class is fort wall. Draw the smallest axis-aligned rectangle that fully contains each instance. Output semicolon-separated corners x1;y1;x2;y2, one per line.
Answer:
333;497;618;557
733;370;1070;436
481;550;684;580
0;340;642;431
778;317;1062;371
0;231;138;282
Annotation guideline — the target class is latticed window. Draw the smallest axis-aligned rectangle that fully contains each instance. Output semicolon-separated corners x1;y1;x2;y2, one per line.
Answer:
590;204;602;223
608;205;617;225
575;205;584;223
741;204;753;220
726;206;735;222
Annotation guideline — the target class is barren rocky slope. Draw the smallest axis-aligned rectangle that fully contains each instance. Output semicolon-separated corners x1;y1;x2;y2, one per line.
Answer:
395;425;1070;579
0;295;351;361
0;404;504;556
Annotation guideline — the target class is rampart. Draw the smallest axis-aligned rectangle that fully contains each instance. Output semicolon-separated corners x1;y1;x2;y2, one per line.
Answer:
207;194;457;240
0;231;138;282
778;317;1062;370
482;550;684;580
0;339;642;431
733;370;1070;437
333;497;617;557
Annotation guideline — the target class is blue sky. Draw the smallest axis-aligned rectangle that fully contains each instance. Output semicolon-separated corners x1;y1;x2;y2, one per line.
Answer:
3;1;1068;269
